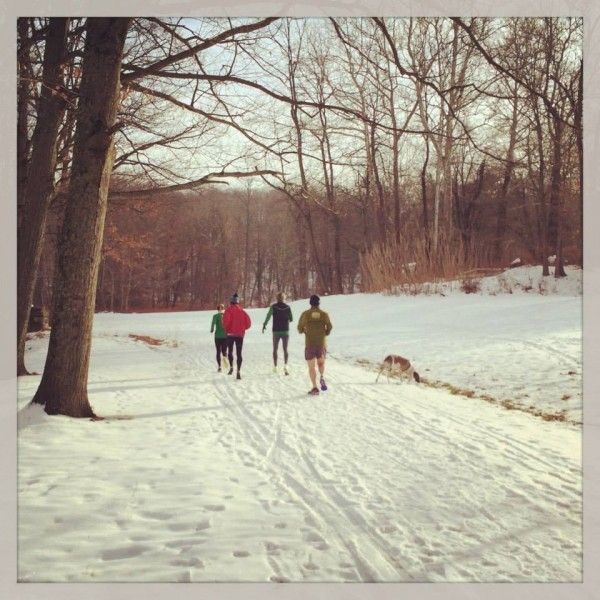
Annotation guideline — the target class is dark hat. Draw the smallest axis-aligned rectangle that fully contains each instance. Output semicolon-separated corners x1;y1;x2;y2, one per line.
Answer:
230;293;239;304
309;294;320;306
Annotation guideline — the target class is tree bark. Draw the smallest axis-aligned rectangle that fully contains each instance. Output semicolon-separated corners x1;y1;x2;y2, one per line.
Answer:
17;18;70;376
420;137;430;253
296;208;308;298
17;18;31;226
548;117;567;277
493;92;518;263
32;18;131;417
369;124;387;244
532;100;550;276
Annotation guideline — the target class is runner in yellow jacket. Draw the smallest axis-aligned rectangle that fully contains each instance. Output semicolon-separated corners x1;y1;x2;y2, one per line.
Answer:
297;295;332;395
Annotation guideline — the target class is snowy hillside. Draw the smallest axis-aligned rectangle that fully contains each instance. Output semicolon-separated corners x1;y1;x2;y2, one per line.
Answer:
17;276;582;582
389;264;582;297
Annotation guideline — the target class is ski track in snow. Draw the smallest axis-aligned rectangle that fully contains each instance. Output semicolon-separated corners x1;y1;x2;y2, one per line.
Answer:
17;292;582;583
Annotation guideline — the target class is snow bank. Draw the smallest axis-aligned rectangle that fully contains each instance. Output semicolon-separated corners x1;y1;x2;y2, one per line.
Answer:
389;265;582;297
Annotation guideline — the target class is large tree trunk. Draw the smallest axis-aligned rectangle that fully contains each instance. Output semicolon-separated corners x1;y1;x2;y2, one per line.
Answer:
17;18;70;376
32;18;130;417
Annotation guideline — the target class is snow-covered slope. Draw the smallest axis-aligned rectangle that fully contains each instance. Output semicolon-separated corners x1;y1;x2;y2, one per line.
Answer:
390;265;582;297
17;282;582;582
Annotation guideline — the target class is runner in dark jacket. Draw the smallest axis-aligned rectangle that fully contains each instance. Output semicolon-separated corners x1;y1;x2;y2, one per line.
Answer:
210;304;228;372
262;292;293;374
222;293;251;380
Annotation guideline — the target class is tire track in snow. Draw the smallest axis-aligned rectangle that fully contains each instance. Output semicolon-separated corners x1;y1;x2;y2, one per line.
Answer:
494;336;580;371
268;375;467;581
289;359;580;580
356;379;580;488
275;370;540;575
355;377;581;574
354;382;581;531
210;373;409;581
167;343;580;582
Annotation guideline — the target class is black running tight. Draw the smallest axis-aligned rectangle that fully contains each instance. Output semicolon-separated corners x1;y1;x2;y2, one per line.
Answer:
227;336;244;370
214;337;228;366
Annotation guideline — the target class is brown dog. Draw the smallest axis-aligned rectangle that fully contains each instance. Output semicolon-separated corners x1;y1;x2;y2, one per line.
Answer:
375;355;420;383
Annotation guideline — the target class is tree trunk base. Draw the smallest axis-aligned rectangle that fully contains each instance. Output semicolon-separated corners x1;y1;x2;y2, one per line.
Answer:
44;401;97;419
32;384;97;418
555;265;567;278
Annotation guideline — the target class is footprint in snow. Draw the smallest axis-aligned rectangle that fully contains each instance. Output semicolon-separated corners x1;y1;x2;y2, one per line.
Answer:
233;550;250;558
101;544;150;561
264;541;283;555
303;531;330;551
165;538;207;549
203;504;226;512
195;520;211;531
171;557;204;568
141;510;172;520
167;522;191;532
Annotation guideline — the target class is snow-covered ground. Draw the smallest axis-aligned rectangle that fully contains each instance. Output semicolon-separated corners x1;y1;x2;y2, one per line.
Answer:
17;266;582;582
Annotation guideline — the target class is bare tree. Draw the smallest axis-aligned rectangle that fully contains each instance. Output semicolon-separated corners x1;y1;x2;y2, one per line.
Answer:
17;18;70;376
32;18;131;416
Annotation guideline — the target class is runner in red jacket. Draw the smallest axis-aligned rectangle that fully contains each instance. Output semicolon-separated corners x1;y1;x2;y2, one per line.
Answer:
223;293;251;379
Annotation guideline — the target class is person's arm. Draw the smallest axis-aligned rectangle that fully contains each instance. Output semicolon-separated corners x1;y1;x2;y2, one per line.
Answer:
297;311;305;334
262;306;273;332
222;309;230;333
210;314;216;333
245;310;252;330
288;307;293;323
324;312;332;336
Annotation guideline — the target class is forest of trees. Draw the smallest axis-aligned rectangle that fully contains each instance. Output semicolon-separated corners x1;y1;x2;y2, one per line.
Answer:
17;17;582;415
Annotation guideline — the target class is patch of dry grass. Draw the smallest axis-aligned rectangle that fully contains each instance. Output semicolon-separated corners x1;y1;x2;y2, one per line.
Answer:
128;334;164;346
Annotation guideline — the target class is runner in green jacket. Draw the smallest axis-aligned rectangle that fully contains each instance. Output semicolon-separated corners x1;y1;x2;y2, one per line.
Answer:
210;304;229;372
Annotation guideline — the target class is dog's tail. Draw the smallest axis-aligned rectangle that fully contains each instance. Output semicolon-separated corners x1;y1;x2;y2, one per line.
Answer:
413;371;420;383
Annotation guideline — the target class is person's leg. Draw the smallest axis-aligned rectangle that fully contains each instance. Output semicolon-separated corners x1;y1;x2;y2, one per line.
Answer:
317;349;327;390
272;334;280;366
282;335;289;364
227;337;234;374
235;337;243;371
220;339;229;368
214;337;221;368
317;356;325;377
307;358;317;389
